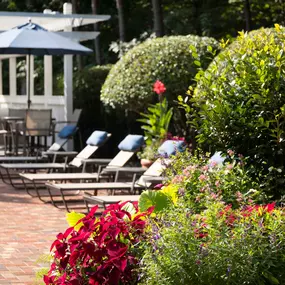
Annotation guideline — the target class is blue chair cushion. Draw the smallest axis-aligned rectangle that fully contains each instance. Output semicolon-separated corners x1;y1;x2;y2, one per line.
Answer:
158;140;186;157
118;135;144;152
86;131;108;146
58;125;77;139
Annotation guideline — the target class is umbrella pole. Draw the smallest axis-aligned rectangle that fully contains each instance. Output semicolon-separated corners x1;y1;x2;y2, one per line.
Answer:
27;53;31;109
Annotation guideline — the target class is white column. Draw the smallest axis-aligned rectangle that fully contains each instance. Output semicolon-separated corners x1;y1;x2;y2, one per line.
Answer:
44;55;53;108
9;58;17;97
0;61;3;95
29;55;34;98
63;2;74;150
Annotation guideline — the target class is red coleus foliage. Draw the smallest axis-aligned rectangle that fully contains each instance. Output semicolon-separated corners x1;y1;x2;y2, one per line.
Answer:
44;202;153;285
153;80;166;95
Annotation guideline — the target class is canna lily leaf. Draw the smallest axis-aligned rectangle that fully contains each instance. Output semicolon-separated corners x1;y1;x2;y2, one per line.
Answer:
161;184;178;205
139;190;171;213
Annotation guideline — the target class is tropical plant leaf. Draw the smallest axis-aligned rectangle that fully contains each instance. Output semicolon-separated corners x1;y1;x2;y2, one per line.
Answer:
161;184;178;205
139;190;171;213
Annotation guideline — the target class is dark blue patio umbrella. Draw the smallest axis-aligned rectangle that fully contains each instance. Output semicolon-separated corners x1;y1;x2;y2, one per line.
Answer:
0;20;92;108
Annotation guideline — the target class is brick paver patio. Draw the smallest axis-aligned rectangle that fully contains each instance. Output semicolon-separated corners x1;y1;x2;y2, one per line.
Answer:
0;182;69;284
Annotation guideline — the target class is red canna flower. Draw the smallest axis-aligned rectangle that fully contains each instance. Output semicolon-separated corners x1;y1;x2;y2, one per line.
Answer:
153;80;166;95
265;202;275;213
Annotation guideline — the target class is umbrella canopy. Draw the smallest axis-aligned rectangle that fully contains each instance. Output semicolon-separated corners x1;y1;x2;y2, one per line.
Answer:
0;20;92;108
0;21;92;55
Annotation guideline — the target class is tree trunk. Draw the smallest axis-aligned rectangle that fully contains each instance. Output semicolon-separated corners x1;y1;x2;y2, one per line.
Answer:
72;0;83;70
91;0;102;65
25;0;32;7
279;0;285;26
116;0;126;42
151;0;164;37
244;0;252;31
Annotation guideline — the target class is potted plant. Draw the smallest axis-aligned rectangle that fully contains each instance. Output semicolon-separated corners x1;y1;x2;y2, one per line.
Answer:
138;141;160;168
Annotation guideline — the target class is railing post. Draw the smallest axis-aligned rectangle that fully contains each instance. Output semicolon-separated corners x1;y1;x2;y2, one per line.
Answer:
29;55;34;98
9;58;17;97
44;56;53;108
0;60;3;95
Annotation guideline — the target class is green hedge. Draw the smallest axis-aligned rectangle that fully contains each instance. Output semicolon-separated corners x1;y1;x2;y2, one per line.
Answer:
101;35;219;112
192;25;285;198
73;65;112;152
73;64;142;157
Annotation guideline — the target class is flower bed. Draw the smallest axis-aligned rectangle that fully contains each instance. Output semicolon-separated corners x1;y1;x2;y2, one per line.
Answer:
42;150;285;285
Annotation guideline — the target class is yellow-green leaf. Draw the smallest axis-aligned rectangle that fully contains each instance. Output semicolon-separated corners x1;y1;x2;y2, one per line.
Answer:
275;23;281;32
178;95;183;102
161;184;178;205
66;211;85;231
194;60;201;67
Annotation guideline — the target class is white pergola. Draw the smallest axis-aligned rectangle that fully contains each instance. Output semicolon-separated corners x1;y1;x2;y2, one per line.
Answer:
0;3;110;147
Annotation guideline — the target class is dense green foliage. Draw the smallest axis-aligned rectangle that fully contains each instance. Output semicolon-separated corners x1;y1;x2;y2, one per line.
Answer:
73;64;143;156
191;26;285;199
74;64;112;110
73;65;112;150
101;35;219;112
5;1;285;57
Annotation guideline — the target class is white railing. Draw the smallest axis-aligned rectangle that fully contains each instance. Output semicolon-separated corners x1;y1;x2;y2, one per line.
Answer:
0;95;65;122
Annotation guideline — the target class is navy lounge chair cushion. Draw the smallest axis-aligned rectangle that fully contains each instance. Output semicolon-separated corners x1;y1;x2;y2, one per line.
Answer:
118;135;144;152
86;131;108;146
58;125;77;139
158;140;185;157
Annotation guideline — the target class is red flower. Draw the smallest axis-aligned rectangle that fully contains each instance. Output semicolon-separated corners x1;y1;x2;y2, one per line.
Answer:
265;202;275;213
153;80;166;95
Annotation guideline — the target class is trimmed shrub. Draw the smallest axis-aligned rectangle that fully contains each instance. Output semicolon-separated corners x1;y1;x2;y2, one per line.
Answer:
101;35;219;112
74;64;112;123
191;25;285;199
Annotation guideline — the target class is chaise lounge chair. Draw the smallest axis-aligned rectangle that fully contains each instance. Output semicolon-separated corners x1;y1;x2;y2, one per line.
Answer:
0;130;111;188
83;192;140;211
19;134;145;200
46;157;170;212
0;124;78;163
45;140;186;211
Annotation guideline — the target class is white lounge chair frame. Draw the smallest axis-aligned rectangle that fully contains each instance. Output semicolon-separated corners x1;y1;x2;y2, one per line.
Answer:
20;149;142;201
45;159;169;212
0;133;111;188
83;192;140;211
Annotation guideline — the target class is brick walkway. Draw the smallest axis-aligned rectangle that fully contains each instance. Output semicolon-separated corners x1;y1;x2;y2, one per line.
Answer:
0;182;69;284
